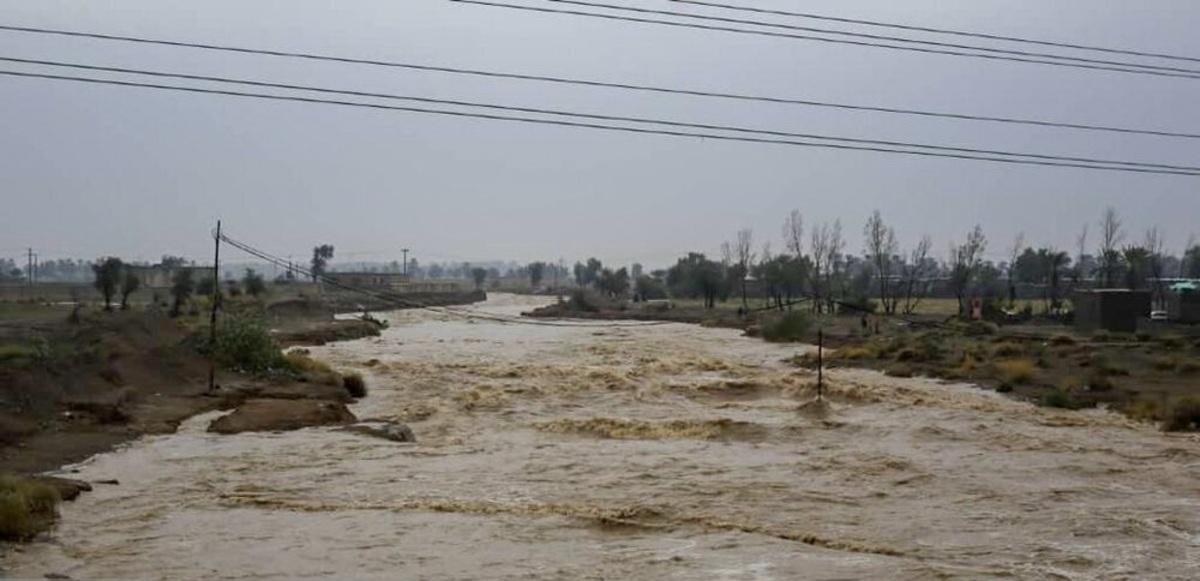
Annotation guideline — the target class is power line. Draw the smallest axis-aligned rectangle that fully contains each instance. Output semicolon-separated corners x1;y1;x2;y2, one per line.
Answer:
671;0;1200;65
546;0;1200;77
7;57;1197;173
3;68;1197;176
0;25;1193;139
450;0;1200;80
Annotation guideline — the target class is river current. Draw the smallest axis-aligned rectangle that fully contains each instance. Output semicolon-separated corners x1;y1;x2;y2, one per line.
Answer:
5;294;1199;579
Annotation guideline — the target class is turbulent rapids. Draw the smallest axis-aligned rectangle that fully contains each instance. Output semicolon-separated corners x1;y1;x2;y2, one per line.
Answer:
6;294;1199;579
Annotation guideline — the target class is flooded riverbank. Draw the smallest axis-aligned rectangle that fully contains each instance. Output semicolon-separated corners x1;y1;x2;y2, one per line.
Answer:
5;294;1199;579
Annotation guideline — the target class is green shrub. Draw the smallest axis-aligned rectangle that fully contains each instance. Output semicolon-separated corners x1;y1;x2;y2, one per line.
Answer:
1179;360;1200;374
0;475;60;541
214;316;288;374
343;372;367;398
0;344;36;366
566;289;604;313
1163;397;1200;432
1040;390;1083;410
909;334;945;362
760;312;812;343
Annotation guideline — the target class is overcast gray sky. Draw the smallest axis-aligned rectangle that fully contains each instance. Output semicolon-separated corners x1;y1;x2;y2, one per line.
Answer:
3;0;1199;269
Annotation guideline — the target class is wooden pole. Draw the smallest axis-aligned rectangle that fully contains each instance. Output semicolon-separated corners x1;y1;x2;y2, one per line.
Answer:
207;220;221;394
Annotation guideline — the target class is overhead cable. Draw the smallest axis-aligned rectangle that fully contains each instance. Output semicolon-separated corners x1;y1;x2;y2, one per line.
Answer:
2;69;1197;176
449;0;1200;80
670;0;1200;65
0;25;1194;139
5;57;1197;172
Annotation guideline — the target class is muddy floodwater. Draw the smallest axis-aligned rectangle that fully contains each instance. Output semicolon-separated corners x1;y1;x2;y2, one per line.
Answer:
6;294;1199;579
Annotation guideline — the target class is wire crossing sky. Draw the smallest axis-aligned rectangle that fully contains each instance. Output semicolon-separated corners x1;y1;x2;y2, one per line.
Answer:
2;60;1196;175
0;26;1195;140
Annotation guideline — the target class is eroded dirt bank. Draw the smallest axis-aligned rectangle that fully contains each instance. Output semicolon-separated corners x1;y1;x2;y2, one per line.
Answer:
5;294;1199;579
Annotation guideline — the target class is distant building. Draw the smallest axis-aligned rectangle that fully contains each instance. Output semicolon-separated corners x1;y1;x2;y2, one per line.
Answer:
128;265;216;289
1073;289;1151;333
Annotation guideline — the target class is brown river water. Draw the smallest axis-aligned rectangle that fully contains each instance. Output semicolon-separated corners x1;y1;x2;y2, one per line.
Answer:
4;294;1199;580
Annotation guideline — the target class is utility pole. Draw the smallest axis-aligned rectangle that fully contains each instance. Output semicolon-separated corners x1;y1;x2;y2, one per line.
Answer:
26;248;32;286
32;253;38;285
207;220;221;395
402;248;410;277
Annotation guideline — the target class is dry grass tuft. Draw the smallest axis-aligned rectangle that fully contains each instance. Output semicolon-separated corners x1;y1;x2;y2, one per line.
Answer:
994;359;1038;385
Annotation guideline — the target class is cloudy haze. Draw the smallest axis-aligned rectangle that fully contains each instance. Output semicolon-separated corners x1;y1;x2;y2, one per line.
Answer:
3;0;1199;269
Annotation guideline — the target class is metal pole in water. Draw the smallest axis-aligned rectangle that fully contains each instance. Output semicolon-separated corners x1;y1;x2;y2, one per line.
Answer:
207;220;221;395
817;328;824;401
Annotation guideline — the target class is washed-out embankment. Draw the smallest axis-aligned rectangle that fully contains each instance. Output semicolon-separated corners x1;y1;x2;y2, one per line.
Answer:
0;289;484;539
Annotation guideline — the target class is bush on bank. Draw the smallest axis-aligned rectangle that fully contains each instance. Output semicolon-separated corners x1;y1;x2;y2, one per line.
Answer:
760;312;812;343
0;475;61;542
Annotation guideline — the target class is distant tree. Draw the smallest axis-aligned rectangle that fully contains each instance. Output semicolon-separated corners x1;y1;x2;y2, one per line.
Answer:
810;221;830;312
196;275;216;296
1121;246;1150;290
528;261;547;288
119;267;141;310
573;262;586;286
310;244;335;282
863;210;899;314
782;209;808;305
900;235;933;315
1184;242;1200;279
160;255;187;269
585;258;602;287
597;267;630;298
1046;249;1071;313
1006;232;1025;306
631;263;644;280
725;228;755;310
427;263;445;279
823;220;845;313
1097;207;1124;288
667;253;724;308
634;275;668;301
243;269;266;298
1143;228;1167;309
949;225;987;316
169;268;195;317
1074;223;1090;287
92;257;124;311
471;267;488;290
